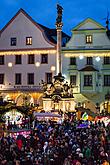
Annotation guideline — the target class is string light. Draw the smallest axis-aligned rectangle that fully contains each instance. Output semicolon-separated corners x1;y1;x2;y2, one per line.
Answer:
0;50;56;55
64;52;110;57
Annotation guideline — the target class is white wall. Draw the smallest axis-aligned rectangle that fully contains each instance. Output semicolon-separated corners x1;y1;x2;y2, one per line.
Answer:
0;12;54;49
0;11;56;90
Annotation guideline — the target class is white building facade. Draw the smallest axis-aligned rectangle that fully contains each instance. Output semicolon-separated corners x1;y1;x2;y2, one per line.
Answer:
0;9;58;106
62;18;110;113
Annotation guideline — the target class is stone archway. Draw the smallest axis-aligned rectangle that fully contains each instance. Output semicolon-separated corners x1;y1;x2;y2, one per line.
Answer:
15;93;34;106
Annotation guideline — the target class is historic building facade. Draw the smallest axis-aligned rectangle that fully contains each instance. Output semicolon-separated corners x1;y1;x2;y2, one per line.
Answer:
0;8;69;107
62;18;110;113
1;8;110;114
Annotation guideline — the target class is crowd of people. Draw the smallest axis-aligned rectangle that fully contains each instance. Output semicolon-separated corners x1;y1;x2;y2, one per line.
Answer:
0;119;110;165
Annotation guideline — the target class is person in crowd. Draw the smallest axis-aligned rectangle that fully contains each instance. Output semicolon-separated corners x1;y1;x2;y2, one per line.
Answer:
0;119;109;165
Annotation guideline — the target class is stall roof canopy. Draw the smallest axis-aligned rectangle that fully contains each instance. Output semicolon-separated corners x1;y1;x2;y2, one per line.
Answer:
34;112;61;118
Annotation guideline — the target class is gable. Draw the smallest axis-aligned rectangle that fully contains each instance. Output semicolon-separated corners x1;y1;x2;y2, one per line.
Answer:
72;18;105;31
0;9;55;49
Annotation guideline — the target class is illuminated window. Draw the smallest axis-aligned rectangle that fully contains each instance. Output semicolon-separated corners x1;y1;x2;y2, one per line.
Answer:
46;73;52;84
11;37;17;46
41;54;48;64
70;75;76;85
26;37;32;45
0;74;4;84
15;73;22;85
0;55;4;65
28;54;35;64
87;57;93;65
84;75;92;86
15;55;22;64
70;57;76;65
27;73;34;85
86;35;92;44
104;75;110;86
104;57;110;64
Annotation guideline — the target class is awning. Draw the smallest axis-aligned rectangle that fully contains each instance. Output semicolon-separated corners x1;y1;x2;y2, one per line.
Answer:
34;112;62;118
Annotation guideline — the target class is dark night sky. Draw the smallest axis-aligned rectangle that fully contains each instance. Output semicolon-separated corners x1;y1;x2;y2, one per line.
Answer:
0;0;110;35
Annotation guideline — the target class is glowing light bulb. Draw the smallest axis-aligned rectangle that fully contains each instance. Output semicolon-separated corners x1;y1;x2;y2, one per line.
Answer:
35;62;40;67
79;55;84;59
51;66;55;71
8;62;12;67
95;57;100;62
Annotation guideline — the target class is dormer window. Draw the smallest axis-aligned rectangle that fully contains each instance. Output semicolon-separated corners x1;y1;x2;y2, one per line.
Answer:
86;35;92;44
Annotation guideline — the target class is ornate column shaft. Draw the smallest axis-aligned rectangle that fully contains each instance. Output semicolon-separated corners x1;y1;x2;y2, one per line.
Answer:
56;4;63;75
56;26;62;74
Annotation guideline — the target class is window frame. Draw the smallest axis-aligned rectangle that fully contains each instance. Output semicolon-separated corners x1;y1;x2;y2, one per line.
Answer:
28;54;35;64
10;37;17;46
26;37;32;45
0;74;4;84
41;54;48;64
15;73;22;85
86;35;92;44
87;57;93;65
70;75;76;85
27;73;34;85
104;75;110;86
104;57;110;64
70;57;76;65
0;55;4;65
15;55;22;64
45;72;52;84
84;75;92;86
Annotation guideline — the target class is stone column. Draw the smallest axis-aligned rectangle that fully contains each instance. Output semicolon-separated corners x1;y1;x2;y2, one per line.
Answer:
56;4;63;75
56;26;62;74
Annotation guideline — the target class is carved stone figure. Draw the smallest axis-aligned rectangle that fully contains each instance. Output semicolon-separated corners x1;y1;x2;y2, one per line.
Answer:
56;4;63;23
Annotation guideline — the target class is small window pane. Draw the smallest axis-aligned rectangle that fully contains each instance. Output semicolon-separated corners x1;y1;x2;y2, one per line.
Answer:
15;55;22;64
28;54;35;64
46;73;52;84
0;74;4;84
15;73;21;85
70;75;76;85
86;35;92;44
27;73;34;85
104;75;110;86
104;57;110;64
0;56;4;65
84;75;92;86
87;57;93;65
11;38;16;46
41;54;48;64
26;37;32;45
70;57;76;65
